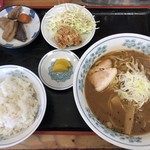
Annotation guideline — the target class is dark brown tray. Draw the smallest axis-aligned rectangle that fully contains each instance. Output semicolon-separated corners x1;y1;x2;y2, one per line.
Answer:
0;8;150;132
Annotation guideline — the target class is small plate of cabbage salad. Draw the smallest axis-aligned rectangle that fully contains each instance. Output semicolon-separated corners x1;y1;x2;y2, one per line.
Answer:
41;3;97;51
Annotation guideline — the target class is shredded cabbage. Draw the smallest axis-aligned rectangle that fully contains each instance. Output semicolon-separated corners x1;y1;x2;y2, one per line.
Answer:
116;59;150;108
45;6;96;34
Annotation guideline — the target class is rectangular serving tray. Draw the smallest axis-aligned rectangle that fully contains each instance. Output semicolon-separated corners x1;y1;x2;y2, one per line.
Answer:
0;8;150;132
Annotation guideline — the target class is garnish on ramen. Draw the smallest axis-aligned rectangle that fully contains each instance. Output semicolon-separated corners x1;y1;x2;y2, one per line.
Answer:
85;50;150;135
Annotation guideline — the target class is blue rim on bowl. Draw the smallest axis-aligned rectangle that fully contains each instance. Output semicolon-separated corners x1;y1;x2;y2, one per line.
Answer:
73;33;150;150
0;5;40;49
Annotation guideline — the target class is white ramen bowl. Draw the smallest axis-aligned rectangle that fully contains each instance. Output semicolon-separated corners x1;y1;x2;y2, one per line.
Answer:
0;65;47;148
73;33;150;150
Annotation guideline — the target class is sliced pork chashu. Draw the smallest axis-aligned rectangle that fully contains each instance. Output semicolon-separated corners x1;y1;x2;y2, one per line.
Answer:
89;59;112;75
88;59;117;92
88;68;117;92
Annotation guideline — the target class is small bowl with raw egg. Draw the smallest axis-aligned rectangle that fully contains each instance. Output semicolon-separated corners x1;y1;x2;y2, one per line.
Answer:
73;33;150;150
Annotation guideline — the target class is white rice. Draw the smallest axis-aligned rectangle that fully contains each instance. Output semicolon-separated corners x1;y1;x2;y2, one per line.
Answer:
0;76;39;137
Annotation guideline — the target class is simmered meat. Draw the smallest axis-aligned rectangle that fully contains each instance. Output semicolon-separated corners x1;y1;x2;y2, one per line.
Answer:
15;22;27;42
0;6;30;42
8;6;22;19
2;20;18;42
54;26;82;49
0;17;10;30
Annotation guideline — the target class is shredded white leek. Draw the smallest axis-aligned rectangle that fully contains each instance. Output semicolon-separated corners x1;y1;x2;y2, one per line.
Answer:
116;58;150;108
45;6;96;34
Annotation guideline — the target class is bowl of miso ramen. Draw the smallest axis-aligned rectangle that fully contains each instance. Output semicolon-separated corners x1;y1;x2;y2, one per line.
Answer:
73;33;150;149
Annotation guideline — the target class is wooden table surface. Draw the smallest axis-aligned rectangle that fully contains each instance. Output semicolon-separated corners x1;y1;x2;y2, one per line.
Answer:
3;0;85;9
5;131;119;149
1;0;123;150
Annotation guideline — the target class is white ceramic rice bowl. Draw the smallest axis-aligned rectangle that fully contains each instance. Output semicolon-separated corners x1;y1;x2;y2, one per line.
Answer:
0;65;47;148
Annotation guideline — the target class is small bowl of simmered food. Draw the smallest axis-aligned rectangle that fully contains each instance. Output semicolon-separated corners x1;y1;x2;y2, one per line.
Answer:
0;5;40;48
0;65;46;148
73;33;150;150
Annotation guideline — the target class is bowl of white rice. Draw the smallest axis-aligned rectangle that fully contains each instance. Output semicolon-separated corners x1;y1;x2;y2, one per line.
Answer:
0;65;47;148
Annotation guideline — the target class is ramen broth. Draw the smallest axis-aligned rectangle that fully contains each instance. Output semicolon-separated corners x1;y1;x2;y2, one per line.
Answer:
85;50;150;135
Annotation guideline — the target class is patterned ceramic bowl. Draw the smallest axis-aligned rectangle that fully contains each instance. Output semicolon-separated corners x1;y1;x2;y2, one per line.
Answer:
73;33;150;150
0;65;46;148
38;49;79;90
0;6;40;48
